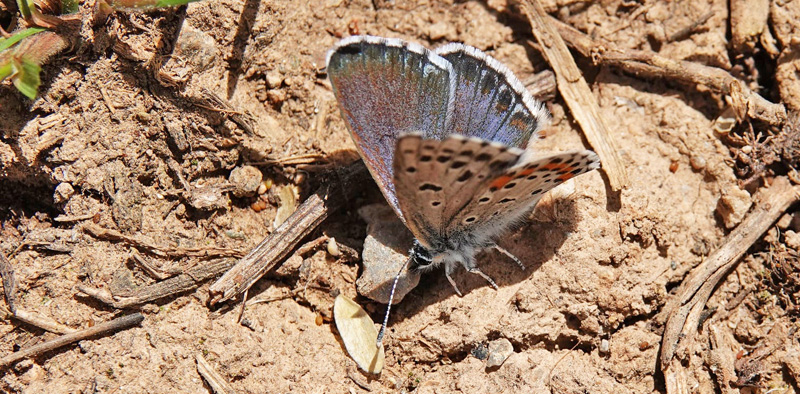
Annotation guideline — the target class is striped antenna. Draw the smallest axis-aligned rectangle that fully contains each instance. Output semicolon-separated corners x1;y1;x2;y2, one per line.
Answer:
376;255;413;348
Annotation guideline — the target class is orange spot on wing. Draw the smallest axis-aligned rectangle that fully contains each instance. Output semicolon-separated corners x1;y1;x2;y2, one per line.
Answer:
517;168;536;177
489;175;513;189
558;173;575;182
541;163;569;171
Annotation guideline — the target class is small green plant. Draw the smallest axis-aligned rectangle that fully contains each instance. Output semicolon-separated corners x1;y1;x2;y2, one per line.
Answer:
0;0;204;99
0;27;65;98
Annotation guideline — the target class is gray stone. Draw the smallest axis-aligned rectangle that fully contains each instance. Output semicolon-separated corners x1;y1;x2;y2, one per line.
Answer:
229;165;263;197
486;338;514;368
716;186;752;229
174;24;218;71
355;204;420;304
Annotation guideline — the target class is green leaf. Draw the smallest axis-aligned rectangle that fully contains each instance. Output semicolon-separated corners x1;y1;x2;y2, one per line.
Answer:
0;62;13;82
0;27;47;52
15;0;33;19
107;0;201;9
153;0;199;6
11;57;42;99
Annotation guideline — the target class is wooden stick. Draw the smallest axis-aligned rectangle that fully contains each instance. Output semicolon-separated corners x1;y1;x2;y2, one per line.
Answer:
660;177;799;393
524;69;557;102
0;313;144;369
77;258;236;309
521;0;629;191
546;15;786;126
197;354;237;394
208;161;368;305
1;305;76;334
1;253;76;334
83;224;243;259
0;252;17;313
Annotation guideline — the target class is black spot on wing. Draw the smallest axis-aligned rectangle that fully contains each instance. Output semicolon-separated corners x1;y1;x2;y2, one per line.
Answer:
475;153;492;161
419;183;443;192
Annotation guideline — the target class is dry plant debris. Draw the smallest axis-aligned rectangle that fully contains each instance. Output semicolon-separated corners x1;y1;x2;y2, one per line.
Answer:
1;0;800;392
333;294;385;374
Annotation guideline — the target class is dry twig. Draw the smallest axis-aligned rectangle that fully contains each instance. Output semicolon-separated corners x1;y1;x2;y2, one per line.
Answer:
197;354;237;394
199;88;256;135
77;258;235;309
208;161;368;305
0;313;144;369
0;253;75;334
524;69;558;102
547;15;786;126
521;0;629;191
660;177;799;393
82;224;243;259
0;252;17;313
666;10;714;43
0;305;76;335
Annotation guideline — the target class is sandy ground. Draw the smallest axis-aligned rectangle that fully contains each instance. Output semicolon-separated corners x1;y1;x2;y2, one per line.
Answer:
1;0;799;393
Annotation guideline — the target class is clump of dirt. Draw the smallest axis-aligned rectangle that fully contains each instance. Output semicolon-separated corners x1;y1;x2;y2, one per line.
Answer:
0;0;799;393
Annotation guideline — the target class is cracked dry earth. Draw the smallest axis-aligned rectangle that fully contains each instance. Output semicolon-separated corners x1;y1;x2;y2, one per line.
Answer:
1;0;799;393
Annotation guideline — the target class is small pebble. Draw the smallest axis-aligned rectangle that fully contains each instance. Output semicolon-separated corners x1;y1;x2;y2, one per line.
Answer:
599;339;610;354
689;155;706;171
777;213;793;229
716;187;752;229
669;161;679;173
741;145;753;154
471;343;489;360
356;204;420;304
257;182;268;195
784;230;800;250
53;182;75;204
188;185;230;211
229;165;263;197
266;71;283;89
486;338;514;368
327;237;341;257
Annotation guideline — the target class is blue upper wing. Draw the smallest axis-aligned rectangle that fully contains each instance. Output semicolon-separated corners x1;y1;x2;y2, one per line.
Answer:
327;36;455;220
435;44;549;149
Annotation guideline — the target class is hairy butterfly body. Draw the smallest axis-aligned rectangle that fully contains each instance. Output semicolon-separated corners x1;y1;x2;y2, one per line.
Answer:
326;36;600;345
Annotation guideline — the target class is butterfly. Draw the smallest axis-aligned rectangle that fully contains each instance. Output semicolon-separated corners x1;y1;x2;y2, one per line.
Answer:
326;36;600;344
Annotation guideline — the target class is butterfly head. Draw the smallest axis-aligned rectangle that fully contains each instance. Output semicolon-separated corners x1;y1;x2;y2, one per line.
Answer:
409;238;478;273
409;240;435;271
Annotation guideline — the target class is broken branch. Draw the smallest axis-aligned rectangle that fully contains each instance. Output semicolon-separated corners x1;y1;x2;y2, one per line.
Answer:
660;177;799;393
208;161;368;305
521;0;630;191
0;313;144;369
547;14;786;126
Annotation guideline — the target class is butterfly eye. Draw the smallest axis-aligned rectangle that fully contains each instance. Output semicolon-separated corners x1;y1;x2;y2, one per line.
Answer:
410;241;433;267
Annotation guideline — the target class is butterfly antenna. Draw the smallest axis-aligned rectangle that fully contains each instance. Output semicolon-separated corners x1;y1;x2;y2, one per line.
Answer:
376;255;413;348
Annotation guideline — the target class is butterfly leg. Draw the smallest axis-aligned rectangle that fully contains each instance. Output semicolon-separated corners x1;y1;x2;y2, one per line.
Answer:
445;263;463;297
467;267;499;290
491;244;525;270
